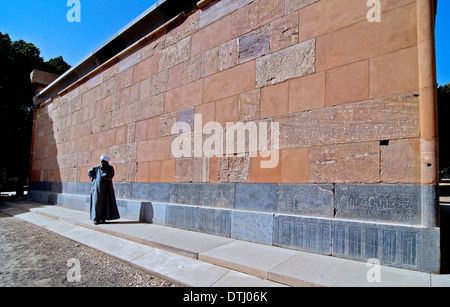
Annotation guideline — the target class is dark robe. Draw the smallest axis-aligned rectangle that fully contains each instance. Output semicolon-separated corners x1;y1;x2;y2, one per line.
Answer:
88;164;120;222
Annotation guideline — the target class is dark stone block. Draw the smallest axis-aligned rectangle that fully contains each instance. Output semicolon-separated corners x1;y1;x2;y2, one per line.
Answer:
273;214;332;255
235;183;279;212
334;184;421;224
277;183;334;217
201;183;235;209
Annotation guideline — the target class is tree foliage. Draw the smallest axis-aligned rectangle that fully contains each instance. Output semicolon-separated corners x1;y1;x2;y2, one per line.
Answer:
0;32;70;189
438;83;450;178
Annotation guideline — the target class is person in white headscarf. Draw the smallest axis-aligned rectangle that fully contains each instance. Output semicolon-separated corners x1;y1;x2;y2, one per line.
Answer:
88;155;120;224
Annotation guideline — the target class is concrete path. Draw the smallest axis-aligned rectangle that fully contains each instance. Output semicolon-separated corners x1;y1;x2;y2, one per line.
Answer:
1;200;449;287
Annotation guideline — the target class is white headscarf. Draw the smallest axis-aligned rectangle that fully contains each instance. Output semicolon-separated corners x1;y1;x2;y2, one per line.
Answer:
100;155;110;162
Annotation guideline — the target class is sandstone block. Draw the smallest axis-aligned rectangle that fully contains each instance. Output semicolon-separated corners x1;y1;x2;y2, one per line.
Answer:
199;0;239;28
277;93;420;149
119;50;141;73
217;156;251;183
166;11;199;46
288;71;324;113
256;38;315;87
334;184;421;224
107;143;137;163
191;14;233;57
380;138;421;183
325;59;369;106
308;142;380;183
369;46;419;99
269;12;299;52
239;89;260;122
285;0;320;14
238;25;270;63
137;137;171;162
260;81;289;119
202;47;219;77
280;147;308;183
219;39;239;72
164;79;203;113
158;36;191;72
316;4;417;71
203;60;256;103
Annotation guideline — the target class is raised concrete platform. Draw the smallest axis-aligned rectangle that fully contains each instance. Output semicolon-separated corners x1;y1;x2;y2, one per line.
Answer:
1;200;449;287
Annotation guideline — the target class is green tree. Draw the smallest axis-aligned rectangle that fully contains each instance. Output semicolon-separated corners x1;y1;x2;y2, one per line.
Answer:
0;32;70;195
438;83;450;179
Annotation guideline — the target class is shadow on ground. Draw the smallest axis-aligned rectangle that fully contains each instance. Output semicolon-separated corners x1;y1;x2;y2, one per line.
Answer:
440;203;450;274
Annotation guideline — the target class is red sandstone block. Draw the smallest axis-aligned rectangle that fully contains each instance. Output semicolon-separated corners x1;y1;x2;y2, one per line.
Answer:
380;138;420;183
309;142;380;183
248;151;281;183
325;60;369;106
316;3;417;71
289;71;325;113
260;81;289;119
280;147;308;183
137;161;150;182
160;159;175;183
146;117;160;139
215;96;239;127
135;120;147;141
164;79;203;113
137;136;172;162
167;63;184;91
195;102;215;126
191;14;233;57
133;56;158;84
203;61;256;104
369;46;419;99
147;160;162;182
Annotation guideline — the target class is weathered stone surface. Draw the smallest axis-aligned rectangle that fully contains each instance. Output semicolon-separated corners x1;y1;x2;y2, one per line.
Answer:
380;139;421;183
273;214;332;255
277;184;334;217
177;107;195;133
239;89;260;122
309;142;380;183
175;158;210;183
219;39;239;71
201;183;236;209
239;25;270;63
195;207;231;237
202;47;219;77
119;50;141;73
166;204;196;230
231;210;274;244
331;219;440;272
199;0;239;28
256;38;315;87
277;93;420;149
171;183;204;205
234;183;278;212
166;11;199;47
107;143;137;163
158;36;191;71
285;0;321;14
269;12;299;52
217;156;251;183
182;55;202;85
334;184;421;224
159;111;178;137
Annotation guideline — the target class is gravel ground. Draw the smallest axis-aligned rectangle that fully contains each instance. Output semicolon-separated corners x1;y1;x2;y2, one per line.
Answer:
0;199;178;287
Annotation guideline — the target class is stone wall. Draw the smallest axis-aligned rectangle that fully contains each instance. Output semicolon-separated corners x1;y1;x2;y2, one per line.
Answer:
29;0;440;272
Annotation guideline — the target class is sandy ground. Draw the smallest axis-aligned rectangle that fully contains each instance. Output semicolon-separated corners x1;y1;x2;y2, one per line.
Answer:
0;204;178;287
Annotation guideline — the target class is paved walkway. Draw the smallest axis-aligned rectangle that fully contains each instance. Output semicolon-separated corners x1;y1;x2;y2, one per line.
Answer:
1;200;449;287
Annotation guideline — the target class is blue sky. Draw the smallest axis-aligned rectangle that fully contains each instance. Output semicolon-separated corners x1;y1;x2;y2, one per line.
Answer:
0;0;449;85
0;0;159;66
